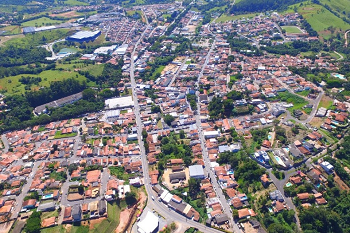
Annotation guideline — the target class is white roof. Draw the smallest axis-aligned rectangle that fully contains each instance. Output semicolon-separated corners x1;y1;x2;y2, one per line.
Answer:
105;96;134;109
189;165;205;177
137;211;159;233
163;192;173;203
69;30;100;39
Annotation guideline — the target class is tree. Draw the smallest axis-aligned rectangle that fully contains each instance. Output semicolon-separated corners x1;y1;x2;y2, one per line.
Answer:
25;210;41;233
164;114;175;126
188;178;200;199
82;88;96;101
151;105;161;113
179;130;185;139
142;129;148;141
125;191;137;206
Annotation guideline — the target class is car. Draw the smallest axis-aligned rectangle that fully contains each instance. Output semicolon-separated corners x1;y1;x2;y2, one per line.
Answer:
151;196;155;201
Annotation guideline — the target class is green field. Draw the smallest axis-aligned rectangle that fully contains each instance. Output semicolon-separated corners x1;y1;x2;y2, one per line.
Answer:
56;0;89;5
319;0;350;22
54;131;78;139
285;2;350;39
22;17;64;27
91;200;126;233
0;69;89;95
5;29;71;47
40;225;66;233
277;91;309;111
216;13;257;22
281;26;303;33
0;25;22;35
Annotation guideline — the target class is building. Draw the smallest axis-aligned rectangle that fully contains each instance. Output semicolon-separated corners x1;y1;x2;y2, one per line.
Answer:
34;92;83;115
37;202;55;212
67;30;101;43
320;161;334;174
169;172;186;184
72;205;82;222
189;165;205;179
137;211;159;233
105;96;134;109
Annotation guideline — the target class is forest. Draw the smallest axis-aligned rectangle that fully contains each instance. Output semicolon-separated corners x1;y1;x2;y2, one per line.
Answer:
230;0;303;14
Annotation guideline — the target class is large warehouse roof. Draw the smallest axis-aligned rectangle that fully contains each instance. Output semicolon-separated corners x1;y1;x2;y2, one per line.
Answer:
137;211;159;233
68;30;101;40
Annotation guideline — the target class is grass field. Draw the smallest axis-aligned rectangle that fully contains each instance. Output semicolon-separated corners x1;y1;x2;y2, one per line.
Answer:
281;26;303;33
5;29;71;47
0;25;22;35
91;200;126;233
22;17;64;27
285;2;350;39
318;95;334;109
0;69;89;95
54;131;78;139
40;225;66;233
57;0;89;5
58;63;105;77
216;13;258;22
319;0;350;22
277;91;308;111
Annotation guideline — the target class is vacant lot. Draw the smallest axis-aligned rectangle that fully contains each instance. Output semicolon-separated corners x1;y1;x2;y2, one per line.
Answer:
22;17;64;27
318;95;333;109
281;26;303;34
50;11;80;18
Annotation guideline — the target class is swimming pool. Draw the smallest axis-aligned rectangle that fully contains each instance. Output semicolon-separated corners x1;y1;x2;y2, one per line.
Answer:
334;73;346;80
286;182;292;187
42;194;53;200
268;135;272;140
284;147;290;152
275;156;286;167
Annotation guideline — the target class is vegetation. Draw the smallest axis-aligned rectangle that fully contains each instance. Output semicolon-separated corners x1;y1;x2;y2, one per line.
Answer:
25;210;41;233
230;0;303;14
217;151;266;193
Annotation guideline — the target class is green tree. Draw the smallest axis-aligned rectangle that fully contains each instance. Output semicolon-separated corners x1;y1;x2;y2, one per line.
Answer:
164;114;175;126
25;210;41;233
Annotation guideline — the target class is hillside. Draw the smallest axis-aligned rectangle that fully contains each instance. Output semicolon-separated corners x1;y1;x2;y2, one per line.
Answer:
230;0;303;14
285;2;350;39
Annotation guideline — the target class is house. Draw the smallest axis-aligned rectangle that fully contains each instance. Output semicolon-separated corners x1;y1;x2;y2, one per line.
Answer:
214;214;229;225
137;211;159;233
261;174;270;187
290;176;303;185
297;193;311;202
169;172;186;184
269;190;284;202
22;199;36;209
72;205;82;222
41;217;56;228
238;208;256;219
320;161;334;174
37;202;55;212
98;200;106;216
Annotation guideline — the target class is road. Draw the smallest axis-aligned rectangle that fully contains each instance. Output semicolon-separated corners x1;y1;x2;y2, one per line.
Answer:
267;169;301;229
345;30;350;47
193;38;241;233
128;16;226;233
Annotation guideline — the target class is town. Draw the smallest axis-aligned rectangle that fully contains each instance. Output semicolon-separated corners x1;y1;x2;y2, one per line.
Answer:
0;0;350;233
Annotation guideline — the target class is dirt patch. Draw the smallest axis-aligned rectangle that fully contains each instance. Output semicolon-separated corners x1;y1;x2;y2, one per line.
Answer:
309;117;324;128
115;208;133;232
89;217;107;230
50;11;80;18
242;222;258;233
334;173;350;191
